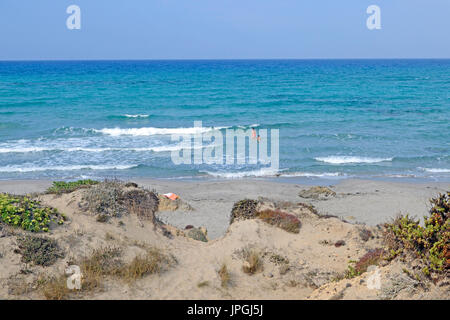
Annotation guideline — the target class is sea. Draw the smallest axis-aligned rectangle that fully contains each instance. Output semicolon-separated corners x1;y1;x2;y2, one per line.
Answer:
0;59;449;182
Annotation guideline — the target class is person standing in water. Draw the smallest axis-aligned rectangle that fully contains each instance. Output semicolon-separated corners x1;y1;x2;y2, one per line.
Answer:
251;127;257;139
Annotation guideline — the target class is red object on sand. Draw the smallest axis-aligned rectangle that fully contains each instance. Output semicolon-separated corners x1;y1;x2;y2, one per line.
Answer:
164;193;179;201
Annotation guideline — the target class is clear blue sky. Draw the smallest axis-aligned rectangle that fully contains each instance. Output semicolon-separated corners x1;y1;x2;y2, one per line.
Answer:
1;0;449;60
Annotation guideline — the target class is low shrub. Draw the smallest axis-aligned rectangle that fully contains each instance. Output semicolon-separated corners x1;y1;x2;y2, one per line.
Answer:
16;235;64;266
258;209;301;233
354;248;385;274
46;180;99;194
186;228;208;242
79;180;126;217
79;180;159;222
342;249;385;279
0;193;64;232
359;228;374;242
383;192;449;273
120;189;159;220
230;199;258;224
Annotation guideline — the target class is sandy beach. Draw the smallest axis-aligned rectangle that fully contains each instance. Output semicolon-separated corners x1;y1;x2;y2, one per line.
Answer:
0;178;448;300
1;178;448;239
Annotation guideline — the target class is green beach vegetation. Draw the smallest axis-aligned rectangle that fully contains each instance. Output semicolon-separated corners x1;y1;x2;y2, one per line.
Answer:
46;179;99;194
0;193;65;232
384;192;449;274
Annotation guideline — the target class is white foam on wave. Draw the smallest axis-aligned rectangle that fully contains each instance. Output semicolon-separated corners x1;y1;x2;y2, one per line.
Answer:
95;126;226;136
281;172;342;178
202;168;345;179
202;167;282;178
123;114;149;118
0;164;138;173
421;168;450;173
0;147;112;153
0;144;208;154
0;147;48;153
315;156;393;164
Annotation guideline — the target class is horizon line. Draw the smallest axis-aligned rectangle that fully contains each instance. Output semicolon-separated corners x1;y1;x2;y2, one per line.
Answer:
1;58;450;62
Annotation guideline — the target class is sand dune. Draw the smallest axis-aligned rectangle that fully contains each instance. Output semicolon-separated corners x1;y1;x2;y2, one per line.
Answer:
0;179;448;300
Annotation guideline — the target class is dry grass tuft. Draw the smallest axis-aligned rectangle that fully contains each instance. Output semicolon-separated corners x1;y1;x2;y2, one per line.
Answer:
242;248;263;275
218;263;231;288
7;276;34;296
39;275;72;300
39;246;174;299
78;246;123;291
118;248;175;283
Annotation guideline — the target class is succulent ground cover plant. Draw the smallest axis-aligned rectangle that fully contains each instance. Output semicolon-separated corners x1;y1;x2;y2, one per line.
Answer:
258;209;301;234
0;194;65;232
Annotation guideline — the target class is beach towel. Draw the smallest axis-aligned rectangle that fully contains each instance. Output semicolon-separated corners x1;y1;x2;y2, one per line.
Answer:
163;192;179;201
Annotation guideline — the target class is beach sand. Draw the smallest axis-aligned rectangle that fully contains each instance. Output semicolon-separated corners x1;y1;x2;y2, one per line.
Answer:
1;178;446;239
0;178;448;300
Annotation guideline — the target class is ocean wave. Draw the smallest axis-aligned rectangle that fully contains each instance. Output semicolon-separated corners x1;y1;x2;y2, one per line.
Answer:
315;156;393;164
280;172;343;178
0;147;49;153
122;114;149;118
421;168;450;173
0;164;138;173
202;168;345;179
0;144;207;154
95;126;227;136
202;167;282;178
235;124;260;129
52;127;98;136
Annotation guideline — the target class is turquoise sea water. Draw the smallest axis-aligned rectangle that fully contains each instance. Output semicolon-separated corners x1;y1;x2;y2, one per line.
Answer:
0;60;449;181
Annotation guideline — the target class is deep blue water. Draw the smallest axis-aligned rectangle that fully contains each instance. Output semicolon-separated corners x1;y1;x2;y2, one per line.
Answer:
0;60;449;181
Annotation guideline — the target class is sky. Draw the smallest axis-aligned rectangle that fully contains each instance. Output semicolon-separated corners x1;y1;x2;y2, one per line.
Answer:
0;0;449;60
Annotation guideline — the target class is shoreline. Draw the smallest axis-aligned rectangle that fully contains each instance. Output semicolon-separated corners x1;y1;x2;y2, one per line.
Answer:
0;178;448;240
